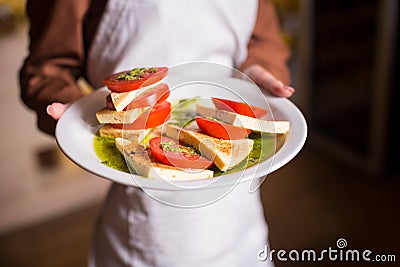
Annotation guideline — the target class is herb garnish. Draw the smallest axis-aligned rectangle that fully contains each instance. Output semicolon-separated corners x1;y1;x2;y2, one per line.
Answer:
160;141;198;155
116;67;156;81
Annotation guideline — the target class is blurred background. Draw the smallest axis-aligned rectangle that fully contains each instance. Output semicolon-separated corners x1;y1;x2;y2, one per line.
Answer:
0;0;398;266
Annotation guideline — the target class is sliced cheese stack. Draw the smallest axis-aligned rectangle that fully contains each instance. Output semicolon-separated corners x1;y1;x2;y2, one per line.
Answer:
95;94;152;143
95;68;170;143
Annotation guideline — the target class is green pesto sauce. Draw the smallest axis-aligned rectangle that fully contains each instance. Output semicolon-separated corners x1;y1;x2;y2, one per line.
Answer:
93;135;129;172
160;141;198;155
93;132;285;176
168;97;200;127
116;67;157;81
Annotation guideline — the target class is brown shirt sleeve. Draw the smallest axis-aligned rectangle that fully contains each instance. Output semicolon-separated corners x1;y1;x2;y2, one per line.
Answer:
19;0;90;135
240;0;291;84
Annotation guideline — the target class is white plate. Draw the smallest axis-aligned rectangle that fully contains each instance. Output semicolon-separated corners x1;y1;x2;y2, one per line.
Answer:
56;75;307;191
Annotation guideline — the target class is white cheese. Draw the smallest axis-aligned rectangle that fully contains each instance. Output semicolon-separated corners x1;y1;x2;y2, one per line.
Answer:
95;107;148;124
111;78;165;112
99;125;151;143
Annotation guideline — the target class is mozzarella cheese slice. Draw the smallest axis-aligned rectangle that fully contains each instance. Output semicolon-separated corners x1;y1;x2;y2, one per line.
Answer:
115;138;214;180
99;125;151;143
96;107;148;124
196;105;290;134
111;79;165;112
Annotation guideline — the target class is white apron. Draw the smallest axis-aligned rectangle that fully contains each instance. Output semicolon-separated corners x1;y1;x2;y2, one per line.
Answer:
87;0;274;266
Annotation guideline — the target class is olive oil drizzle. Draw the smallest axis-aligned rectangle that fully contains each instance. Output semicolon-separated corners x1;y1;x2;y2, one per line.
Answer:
94;136;129;172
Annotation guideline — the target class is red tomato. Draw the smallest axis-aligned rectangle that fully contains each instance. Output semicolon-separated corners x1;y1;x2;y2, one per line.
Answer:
195;116;251;140
212;97;268;118
106;83;170;110
111;101;171;130
149;137;213;169
103;67;168;93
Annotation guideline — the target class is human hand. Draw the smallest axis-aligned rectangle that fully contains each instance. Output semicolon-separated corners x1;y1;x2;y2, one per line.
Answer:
243;64;295;98
46;102;70;120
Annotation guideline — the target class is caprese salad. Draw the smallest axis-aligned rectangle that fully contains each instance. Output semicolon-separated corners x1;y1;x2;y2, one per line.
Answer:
94;67;290;180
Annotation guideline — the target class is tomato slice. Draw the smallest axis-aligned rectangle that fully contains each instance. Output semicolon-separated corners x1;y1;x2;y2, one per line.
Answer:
195;116;251;140
111;101;171;130
212;97;268;118
149;137;213;169
103;67;168;93
106;83;170;110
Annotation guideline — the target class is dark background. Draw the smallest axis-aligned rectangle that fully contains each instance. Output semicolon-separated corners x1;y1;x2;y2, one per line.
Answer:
0;0;398;266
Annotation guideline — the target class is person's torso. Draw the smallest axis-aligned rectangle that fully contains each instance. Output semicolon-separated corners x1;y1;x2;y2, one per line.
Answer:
86;2;272;265
86;0;258;87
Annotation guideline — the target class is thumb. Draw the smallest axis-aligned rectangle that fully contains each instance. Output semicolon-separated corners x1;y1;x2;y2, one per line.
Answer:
46;103;69;120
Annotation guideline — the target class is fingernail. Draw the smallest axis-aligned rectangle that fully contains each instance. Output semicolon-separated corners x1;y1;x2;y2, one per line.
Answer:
46;104;53;116
283;85;295;93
